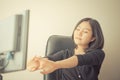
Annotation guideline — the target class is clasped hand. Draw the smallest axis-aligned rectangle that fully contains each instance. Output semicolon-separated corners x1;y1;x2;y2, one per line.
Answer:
27;56;58;74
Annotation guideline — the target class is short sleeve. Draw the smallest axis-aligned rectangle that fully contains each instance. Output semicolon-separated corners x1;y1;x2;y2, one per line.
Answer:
76;49;105;66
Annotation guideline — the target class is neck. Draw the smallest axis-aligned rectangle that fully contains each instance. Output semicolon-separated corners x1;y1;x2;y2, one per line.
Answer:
74;45;88;55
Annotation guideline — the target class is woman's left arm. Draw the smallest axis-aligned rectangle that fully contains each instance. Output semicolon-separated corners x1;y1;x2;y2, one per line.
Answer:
39;55;78;74
39;49;105;74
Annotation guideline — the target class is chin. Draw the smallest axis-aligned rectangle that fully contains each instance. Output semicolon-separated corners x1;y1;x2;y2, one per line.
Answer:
74;42;80;45
74;40;80;44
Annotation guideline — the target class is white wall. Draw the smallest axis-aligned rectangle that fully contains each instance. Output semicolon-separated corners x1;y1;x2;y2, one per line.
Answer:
0;0;120;80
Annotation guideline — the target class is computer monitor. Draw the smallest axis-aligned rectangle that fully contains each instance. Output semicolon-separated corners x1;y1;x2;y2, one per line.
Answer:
0;10;30;73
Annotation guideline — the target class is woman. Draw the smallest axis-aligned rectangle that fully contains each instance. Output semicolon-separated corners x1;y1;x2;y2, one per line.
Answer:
27;18;105;80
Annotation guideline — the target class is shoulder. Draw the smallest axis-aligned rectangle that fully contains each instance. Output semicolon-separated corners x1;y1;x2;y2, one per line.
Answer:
88;49;105;54
87;49;105;59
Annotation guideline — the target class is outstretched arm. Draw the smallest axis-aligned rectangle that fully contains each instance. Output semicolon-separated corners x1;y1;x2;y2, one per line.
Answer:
55;55;78;68
38;55;78;74
27;55;78;74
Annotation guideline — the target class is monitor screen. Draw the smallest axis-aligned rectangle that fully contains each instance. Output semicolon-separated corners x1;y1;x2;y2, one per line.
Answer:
0;10;30;73
0;14;22;53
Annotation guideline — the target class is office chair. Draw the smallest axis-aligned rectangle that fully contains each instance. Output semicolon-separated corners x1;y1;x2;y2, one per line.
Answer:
44;35;75;80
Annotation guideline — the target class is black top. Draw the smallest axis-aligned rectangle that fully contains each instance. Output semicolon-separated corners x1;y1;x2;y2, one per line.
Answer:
47;49;105;80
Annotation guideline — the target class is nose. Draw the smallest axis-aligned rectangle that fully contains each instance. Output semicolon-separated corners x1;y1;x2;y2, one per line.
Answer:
77;30;82;36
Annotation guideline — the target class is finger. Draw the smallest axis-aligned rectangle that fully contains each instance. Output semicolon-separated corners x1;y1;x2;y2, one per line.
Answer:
29;67;37;72
33;56;43;61
40;69;50;74
40;69;46;74
39;69;44;72
31;67;37;71
27;64;38;71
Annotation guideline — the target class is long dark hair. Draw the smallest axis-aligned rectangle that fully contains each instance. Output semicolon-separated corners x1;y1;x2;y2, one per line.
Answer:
72;18;104;52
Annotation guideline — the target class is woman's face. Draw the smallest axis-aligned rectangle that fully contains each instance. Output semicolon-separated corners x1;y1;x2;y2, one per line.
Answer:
73;21;95;48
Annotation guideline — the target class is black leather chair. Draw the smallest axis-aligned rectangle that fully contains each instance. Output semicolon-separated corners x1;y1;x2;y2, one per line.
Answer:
44;35;75;80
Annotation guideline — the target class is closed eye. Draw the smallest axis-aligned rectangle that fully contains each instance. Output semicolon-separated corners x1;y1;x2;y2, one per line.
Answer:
83;31;89;33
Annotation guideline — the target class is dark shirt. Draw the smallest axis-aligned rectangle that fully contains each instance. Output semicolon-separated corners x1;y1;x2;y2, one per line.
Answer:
47;49;105;80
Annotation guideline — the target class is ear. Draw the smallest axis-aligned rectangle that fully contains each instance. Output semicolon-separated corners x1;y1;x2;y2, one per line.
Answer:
91;37;96;42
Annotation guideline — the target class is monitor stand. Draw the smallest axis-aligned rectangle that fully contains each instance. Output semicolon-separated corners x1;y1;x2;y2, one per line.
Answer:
0;74;2;80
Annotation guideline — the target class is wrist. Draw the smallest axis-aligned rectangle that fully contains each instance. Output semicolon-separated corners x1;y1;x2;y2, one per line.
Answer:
54;61;61;70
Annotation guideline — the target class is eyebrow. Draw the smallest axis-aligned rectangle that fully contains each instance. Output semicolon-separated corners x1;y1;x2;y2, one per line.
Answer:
83;28;91;31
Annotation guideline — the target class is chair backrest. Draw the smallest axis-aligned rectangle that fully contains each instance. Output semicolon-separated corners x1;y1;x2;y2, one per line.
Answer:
44;35;75;80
